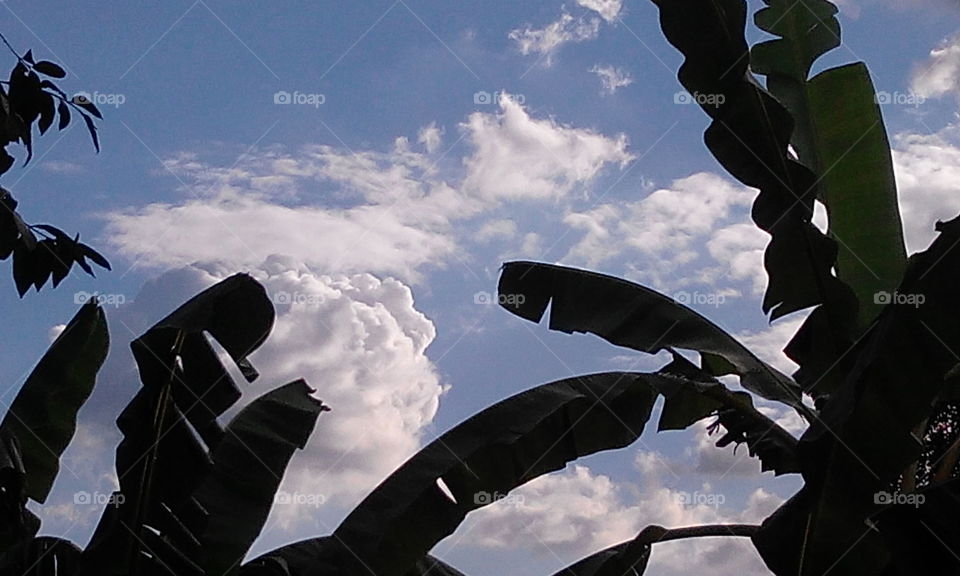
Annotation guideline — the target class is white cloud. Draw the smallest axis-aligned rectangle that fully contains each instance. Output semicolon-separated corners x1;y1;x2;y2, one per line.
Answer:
706;223;767;296
509;12;601;66
911;34;960;99
577;0;624;22
463;459;781;576
461;95;633;202
734;315;806;376
891;128;960;253
418;122;444;154
590;64;633;95
107;101;632;279
475;219;518;243
561;172;756;291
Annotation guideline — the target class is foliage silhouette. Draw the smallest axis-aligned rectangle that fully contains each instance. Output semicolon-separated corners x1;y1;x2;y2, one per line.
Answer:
2;1;959;575
0;33;109;297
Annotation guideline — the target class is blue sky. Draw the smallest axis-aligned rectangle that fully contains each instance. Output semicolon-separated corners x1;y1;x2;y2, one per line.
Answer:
3;1;960;574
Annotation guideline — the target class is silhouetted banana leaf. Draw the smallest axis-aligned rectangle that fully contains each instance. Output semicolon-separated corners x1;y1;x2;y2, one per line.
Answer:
752;1;906;329
870;477;960;574
0;536;81;576
498;261;806;413
242;537;468;576
318;372;661;576
650;0;856;327
546;541;648;576
0;300;108;504
194;380;327;575
0;431;39;554
79;275;326;576
755;215;960;575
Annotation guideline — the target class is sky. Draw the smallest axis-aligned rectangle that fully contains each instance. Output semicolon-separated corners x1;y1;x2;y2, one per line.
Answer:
2;1;960;574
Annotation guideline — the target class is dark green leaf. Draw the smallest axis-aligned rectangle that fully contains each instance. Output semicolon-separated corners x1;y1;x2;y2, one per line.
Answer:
37;92;54;135
328;372;660;576
81;113;99;153
194;380;327;575
0;301;108;502
32;61;66;79
73;95;102;119
0;537;82;576
56;98;70;130
497;261;805;412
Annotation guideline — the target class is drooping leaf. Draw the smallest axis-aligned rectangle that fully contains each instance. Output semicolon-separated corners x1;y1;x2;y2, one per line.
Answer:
497;261;805;412
81;113;99;153
56;99;69;130
242;537;469;576
0;301;108;503
324;372;661;576
194;380;327;576
80;274;284;576
547;541;649;576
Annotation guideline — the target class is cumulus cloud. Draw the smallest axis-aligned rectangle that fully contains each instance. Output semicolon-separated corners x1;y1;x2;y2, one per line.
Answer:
106;101;631;279
891;128;960;253
461;95;633;202
590;64;633;95
577;0;624;22
509;12;601;66
463;457;781;576
911;34;960;99
561;172;757;292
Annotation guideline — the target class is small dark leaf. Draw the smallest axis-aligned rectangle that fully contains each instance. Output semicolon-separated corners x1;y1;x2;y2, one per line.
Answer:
32;61;66;79
57;99;70;130
73;95;103;120
82;113;99;152
39;80;67;98
37;93;55;135
80;243;110;270
22;50;34;64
